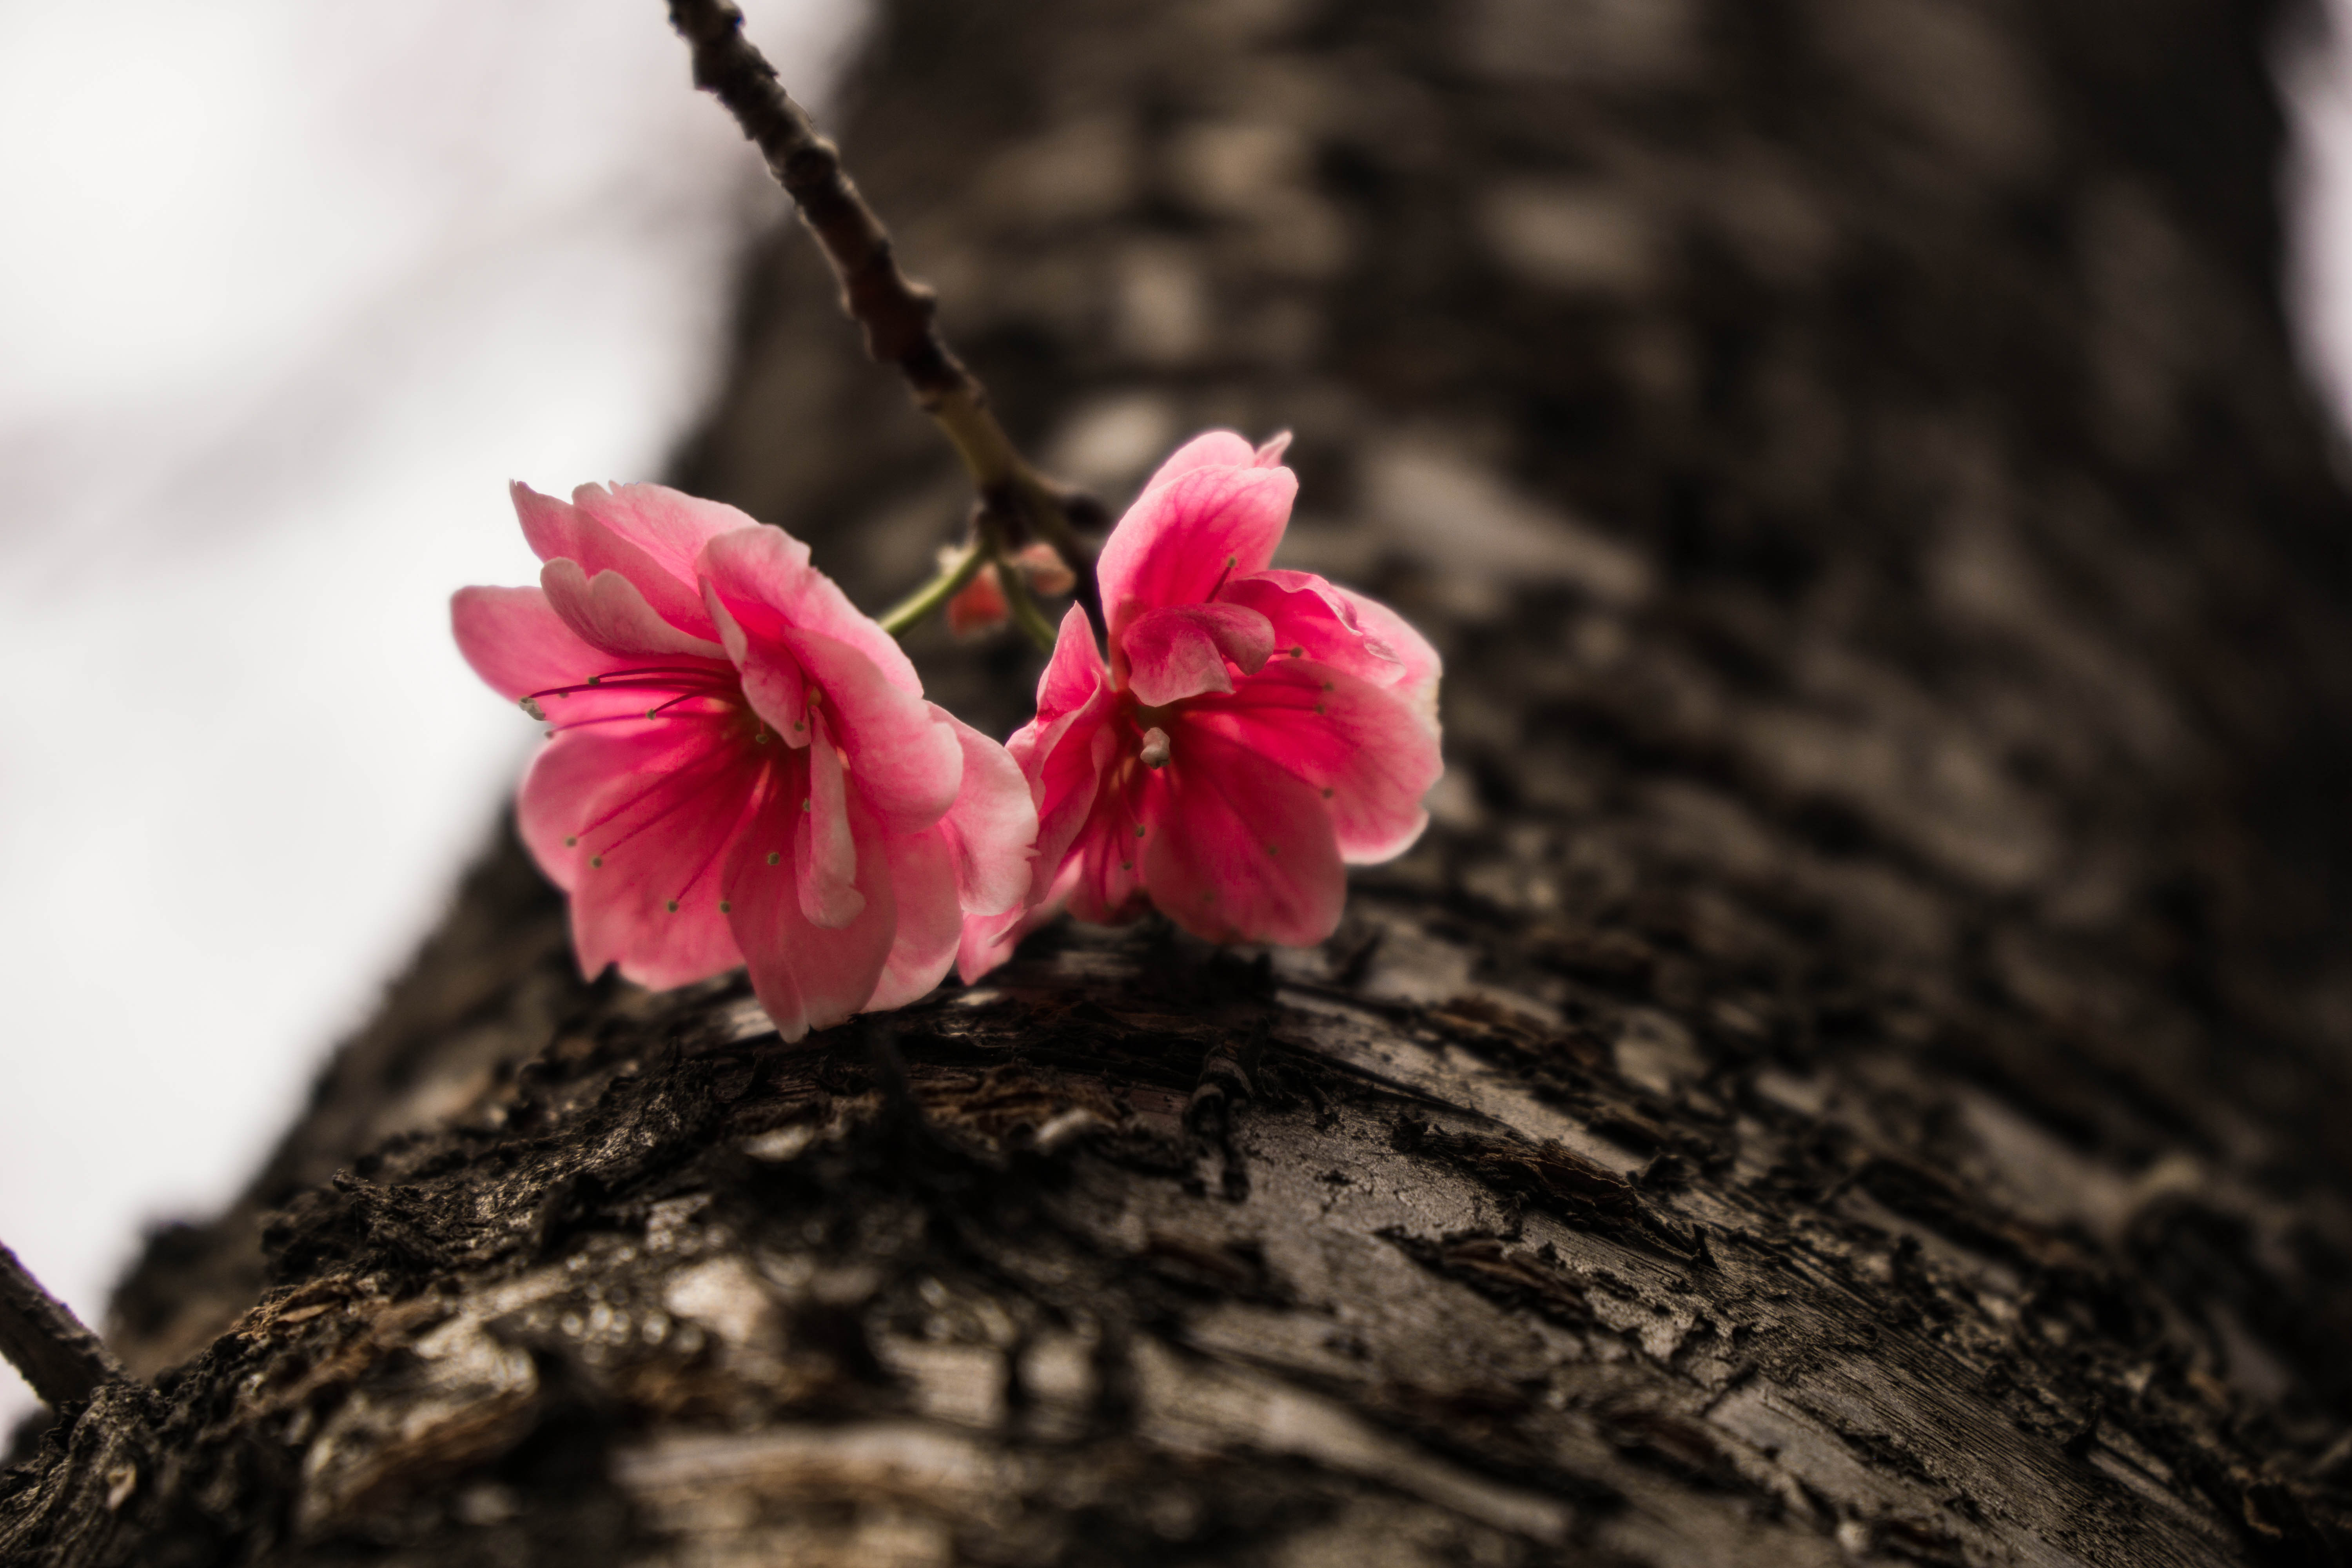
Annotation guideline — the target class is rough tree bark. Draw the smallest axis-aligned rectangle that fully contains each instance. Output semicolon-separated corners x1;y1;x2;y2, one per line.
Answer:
7;0;2352;1562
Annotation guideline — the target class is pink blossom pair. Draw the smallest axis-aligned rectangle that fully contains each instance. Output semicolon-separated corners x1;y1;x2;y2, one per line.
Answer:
452;432;1442;1039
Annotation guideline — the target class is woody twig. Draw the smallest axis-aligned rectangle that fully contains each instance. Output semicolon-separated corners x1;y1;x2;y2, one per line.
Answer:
0;1240;123;1409
667;0;1102;644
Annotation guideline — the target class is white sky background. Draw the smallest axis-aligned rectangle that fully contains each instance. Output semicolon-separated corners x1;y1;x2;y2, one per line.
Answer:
3;0;2352;1439
0;0;856;1429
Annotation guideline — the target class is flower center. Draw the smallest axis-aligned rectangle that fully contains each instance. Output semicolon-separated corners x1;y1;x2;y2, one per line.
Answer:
1124;697;1181;769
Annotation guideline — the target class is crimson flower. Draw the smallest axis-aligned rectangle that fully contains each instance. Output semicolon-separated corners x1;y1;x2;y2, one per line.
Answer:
452;482;1036;1040
960;432;1442;977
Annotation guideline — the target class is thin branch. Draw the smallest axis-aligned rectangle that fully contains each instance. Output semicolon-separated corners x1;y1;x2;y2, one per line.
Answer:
877;538;987;637
0;1241;123;1408
666;0;1103;632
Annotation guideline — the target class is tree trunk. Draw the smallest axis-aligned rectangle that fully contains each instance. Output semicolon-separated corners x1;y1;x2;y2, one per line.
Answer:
9;0;2352;1562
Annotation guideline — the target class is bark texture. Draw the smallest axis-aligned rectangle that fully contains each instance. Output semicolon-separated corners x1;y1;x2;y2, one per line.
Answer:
9;0;2352;1562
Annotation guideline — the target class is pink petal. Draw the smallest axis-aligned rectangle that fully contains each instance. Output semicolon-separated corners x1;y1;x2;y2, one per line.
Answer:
542;559;726;662
958;904;1037;984
1035;604;1108;728
511;481;721;641
1141;722;1347;946
796;719;864;928
450;586;607;702
1138;430;1258;489
868;825;962;1011
1219;572;1443;729
1338;588;1443;723
957;856;1079;983
1095;463;1299;637
1118;602;1276;706
1023;688;1118;906
699;524;925;700
1062;733;1155;926
780;628;964;835
576;482;759;589
553;717;762;989
933;706;1040;918
516;719;724;891
1185;661;1442;864
701;579;812;744
724;790;898;1042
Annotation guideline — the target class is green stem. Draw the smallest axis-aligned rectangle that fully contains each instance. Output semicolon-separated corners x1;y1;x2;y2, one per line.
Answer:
877;541;987;637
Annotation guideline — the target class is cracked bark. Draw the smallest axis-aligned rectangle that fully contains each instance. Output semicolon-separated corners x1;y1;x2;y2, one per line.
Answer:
8;0;2352;1562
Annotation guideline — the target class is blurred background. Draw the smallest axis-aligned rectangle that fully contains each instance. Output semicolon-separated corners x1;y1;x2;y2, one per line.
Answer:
0;0;2348;1431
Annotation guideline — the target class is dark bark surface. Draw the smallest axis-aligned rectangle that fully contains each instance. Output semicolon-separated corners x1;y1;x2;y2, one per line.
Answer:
9;0;2352;1562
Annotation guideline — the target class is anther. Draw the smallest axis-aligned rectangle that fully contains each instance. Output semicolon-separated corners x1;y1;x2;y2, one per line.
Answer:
1139;726;1171;769
586;675;601;686
1134;824;1147;838
590;855;604;868
565;836;579;847
1289;645;1303;657
520;697;546;720
1320;787;1334;799
719;900;731;913
666;900;679;913
802;798;812;813
766;851;781;865
1314;703;1326;714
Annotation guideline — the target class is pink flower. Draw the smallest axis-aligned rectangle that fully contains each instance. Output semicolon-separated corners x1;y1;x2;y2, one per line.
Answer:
452;481;1036;1040
960;432;1442;977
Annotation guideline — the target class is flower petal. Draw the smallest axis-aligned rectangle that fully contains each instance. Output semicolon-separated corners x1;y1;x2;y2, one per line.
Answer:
1096;460;1298;636
1022;686;1118;906
701;578;812;745
552;716;760;989
868;824;962;1011
781;628;964;834
933;706;1039;918
1035;604;1108;727
1185;661;1441;864
1138;430;1258;488
543;559;727;661
699;524;925;699
957;855;1079;983
1142;721;1346;946
1063;730;1154;926
576;482;757;590
1119;602;1276;706
516;721;703;893
450;585;607;702
1338;587;1442;723
1219;572;1443;731
796;718;864;928
724;790;897;1042
512;481;723;641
